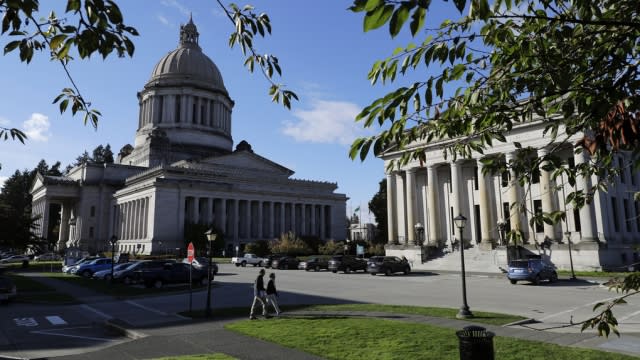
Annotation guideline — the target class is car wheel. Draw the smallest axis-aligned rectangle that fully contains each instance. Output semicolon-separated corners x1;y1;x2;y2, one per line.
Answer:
241;261;247;267
235;263;240;267
510;279;517;285
371;272;376;276
332;270;337;273
403;267;410;275
153;279;163;289
82;270;92;278
258;261;263;267
550;272;558;283
532;275;541;285
123;276;132;285
345;266;351;274
315;265;320;272
385;268;391;276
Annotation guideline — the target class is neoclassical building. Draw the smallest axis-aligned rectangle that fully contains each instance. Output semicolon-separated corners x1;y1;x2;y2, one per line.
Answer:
30;19;347;255
382;118;640;270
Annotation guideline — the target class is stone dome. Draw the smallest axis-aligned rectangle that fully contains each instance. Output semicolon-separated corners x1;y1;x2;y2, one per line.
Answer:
147;17;227;93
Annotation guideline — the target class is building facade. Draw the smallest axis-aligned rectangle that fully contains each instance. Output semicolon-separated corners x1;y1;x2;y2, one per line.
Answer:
382;119;640;270
30;19;347;255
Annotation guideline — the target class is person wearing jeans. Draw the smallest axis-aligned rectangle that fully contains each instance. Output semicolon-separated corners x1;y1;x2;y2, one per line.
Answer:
249;269;268;319
266;272;281;315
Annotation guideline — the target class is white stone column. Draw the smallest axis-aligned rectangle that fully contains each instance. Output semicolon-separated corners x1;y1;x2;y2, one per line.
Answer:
291;203;297;234
450;161;462;219
245;200;251;239
426;165;439;245
268;202;274;238
477;159;493;249
317;205;324;240
232;199;239;244
280;202;286;236
257;201;263;239
191;197;199;224
575;149;598;242
300;204;307;236
405;168;417;245
219;199;227;234
386;173;397;244
396;172;407;244
506;152;521;236
538;148;557;241
310;204;316;237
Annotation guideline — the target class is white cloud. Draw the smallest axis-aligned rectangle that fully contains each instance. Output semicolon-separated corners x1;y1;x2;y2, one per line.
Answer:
281;99;364;145
161;0;191;17
156;14;171;27
22;113;50;142
0;116;9;126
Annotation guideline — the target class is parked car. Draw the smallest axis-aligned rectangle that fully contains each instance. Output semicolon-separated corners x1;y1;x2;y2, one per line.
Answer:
367;256;411;276
92;262;136;281
264;254;284;268
182;257;218;275
62;256;99;273
0;276;17;304
328;255;367;273
71;258;113;277
271;256;300;270
34;253;61;261
115;260;173;285
231;253;264;267
134;262;209;288
507;258;558;285
298;256;329;271
0;255;30;264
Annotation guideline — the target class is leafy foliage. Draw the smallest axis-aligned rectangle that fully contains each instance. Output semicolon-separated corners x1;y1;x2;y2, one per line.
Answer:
244;239;269;257
269;231;312;256
1;0;138;134
348;0;639;336
218;1;298;109
368;178;387;244
318;239;346;255
183;222;225;256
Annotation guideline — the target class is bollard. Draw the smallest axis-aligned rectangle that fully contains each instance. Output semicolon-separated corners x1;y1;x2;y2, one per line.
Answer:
456;325;495;360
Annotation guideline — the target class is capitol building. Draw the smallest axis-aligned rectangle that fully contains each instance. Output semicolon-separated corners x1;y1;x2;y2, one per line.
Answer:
30;19;347;255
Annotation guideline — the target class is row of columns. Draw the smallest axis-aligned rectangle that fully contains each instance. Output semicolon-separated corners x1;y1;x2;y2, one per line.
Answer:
114;197;150;241
138;94;231;132
388;149;599;247
184;196;332;241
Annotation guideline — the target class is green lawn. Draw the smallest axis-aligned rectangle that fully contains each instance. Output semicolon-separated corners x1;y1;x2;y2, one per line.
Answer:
5;273;76;303
226;317;636;360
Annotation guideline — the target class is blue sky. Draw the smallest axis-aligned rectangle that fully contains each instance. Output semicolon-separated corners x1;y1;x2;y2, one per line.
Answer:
0;1;456;223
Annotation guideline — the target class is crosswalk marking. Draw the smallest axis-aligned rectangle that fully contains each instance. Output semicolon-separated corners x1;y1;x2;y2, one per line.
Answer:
45;316;67;325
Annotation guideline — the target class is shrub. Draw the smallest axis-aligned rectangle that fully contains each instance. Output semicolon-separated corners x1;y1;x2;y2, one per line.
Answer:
318;240;345;255
269;232;313;256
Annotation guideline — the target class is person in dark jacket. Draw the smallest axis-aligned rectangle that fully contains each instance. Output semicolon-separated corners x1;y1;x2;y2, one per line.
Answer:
250;269;268;319
266;272;281;316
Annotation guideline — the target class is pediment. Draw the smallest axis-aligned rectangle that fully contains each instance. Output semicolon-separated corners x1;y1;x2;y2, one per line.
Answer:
178;151;294;177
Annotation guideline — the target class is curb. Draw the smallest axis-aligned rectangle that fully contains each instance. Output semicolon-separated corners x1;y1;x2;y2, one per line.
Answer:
503;318;539;327
104;318;147;340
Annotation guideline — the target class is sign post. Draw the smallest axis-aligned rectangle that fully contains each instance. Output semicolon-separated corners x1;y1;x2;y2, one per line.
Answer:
187;242;194;313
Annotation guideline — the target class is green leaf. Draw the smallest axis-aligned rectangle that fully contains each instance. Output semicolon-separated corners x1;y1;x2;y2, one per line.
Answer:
409;7;426;36
363;4;394;32
389;5;410;38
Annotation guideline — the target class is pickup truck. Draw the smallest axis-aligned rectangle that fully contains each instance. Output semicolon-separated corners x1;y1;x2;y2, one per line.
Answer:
231;253;264;267
134;262;209;288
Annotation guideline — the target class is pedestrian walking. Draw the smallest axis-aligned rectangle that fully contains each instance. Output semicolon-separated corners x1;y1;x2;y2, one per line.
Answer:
249;268;268;319
266;272;281;316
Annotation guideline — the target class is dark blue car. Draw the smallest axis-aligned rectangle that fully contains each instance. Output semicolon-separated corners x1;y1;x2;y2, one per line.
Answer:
507;258;558;285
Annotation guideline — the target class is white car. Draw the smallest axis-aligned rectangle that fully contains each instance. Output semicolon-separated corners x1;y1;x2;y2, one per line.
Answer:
0;255;30;264
34;253;60;261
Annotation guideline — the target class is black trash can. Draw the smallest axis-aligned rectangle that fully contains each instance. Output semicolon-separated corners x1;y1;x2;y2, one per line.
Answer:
456;325;495;360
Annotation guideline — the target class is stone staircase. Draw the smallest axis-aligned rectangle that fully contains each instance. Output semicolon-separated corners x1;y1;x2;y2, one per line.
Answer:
414;246;507;273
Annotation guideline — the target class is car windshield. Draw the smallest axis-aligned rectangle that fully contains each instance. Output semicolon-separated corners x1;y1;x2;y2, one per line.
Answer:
509;260;529;268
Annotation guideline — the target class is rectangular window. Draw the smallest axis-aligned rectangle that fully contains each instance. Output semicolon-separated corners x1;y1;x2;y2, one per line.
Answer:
573;208;581;232
635;202;640;231
611;197;620;232
192;103;197;124
534;200;543;233
474;166;479;190
158;96;164;123
532;167;540;184
503;202;511;233
501;171;509;187
90;206;95;217
619;158;626;184
201;104;205;125
568;157;575;169
624;199;632;232
89;227;94;238
175;95;181;122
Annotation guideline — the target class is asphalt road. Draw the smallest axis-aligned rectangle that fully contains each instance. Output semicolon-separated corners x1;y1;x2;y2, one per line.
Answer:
0;264;638;359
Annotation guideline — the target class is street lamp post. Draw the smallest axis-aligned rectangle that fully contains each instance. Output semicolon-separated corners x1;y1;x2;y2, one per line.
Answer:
204;229;217;317
414;222;424;246
454;214;473;319
565;231;577;280
109;235;118;282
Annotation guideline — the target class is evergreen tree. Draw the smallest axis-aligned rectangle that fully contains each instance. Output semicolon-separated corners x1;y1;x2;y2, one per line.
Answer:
368;178;387;244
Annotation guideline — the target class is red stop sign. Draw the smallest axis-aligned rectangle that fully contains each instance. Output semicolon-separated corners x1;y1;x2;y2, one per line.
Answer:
187;242;195;263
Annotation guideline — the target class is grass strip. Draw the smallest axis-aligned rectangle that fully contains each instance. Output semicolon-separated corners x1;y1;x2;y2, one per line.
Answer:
226;317;636;360
154;354;237;360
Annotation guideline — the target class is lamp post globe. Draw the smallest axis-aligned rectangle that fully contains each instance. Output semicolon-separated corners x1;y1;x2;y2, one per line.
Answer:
204;228;217;317
453;214;473;319
414;222;424;245
109;235;118;282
